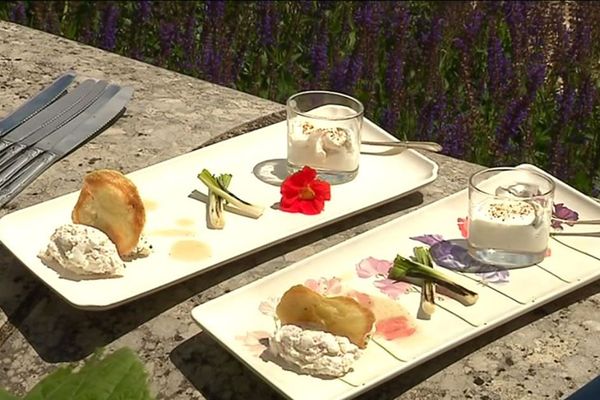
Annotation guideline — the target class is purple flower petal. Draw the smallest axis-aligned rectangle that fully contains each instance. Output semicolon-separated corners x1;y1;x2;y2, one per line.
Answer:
477;269;510;283
410;234;445;246
552;203;579;229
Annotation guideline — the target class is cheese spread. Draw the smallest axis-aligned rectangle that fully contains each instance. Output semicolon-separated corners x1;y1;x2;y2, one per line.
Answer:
38;223;124;277
269;324;362;377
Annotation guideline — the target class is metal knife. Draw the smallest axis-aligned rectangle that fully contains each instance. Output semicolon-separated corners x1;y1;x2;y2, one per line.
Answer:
0;80;109;173
0;79;108;155
0;72;76;137
0;86;133;207
0;84;121;185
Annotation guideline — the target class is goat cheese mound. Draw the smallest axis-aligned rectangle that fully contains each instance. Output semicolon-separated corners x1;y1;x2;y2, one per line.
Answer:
38;223;124;277
269;324;362;377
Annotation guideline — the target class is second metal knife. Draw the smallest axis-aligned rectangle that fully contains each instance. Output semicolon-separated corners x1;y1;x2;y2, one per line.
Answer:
0;80;109;172
0;86;134;207
0;79;108;155
0;72;76;137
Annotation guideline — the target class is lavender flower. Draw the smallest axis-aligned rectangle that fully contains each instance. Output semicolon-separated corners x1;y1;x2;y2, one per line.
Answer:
569;6;592;62
578;77;597;118
381;107;396;133
9;1;26;24
206;0;225;20
549;141;568;181
182;14;198;71
200;32;215;81
345;51;363;91
442;113;468;159
310;27;328;84
299;1;313;14
418;93;446;141
503;1;526;59
329;57;349;93
557;85;576;128
528;61;546;91
385;5;409;104
158;21;177;65
551;203;579;230
494;97;529;157
137;0;151;24
259;2;277;47
100;3;120;51
419;15;444;51
487;27;513;99
464;10;484;42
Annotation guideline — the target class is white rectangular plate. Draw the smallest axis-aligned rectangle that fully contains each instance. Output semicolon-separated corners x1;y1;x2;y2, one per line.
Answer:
192;164;600;400
0;119;438;309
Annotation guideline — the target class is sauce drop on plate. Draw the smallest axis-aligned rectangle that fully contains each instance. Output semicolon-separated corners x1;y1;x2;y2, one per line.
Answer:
175;218;195;227
143;199;159;211
149;229;195;237
170;240;211;262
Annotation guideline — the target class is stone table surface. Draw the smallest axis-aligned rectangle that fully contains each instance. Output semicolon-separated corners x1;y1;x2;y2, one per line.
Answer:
0;21;599;400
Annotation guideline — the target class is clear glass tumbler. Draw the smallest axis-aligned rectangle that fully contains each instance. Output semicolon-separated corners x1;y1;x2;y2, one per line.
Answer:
286;91;364;184
468;167;555;267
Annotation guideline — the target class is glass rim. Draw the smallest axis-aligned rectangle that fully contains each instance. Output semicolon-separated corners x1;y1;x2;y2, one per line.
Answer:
286;90;365;121
469;167;556;198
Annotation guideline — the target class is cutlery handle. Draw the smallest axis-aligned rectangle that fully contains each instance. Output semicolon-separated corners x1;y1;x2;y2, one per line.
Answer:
362;140;443;152
0;147;43;186
0;142;28;176
0;139;13;153
0;152;57;207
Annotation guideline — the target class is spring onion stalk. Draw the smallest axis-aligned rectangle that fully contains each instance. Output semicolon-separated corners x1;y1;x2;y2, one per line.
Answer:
413;247;436;316
198;169;264;219
390;254;479;306
207;173;232;229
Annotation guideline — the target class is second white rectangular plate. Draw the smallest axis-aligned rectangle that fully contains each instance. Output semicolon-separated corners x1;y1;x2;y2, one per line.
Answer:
0;118;438;309
192;164;600;400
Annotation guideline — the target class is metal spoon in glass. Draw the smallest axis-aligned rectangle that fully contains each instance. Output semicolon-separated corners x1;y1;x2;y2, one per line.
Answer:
361;140;443;152
496;184;600;225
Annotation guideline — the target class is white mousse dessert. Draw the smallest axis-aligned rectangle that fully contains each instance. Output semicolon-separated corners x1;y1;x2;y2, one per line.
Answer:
269;324;362;377
287;105;359;172
469;198;549;254
38;223;125;277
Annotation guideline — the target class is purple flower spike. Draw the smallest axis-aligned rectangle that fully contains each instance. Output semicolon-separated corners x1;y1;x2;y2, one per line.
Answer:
552;203;579;230
9;1;27;24
138;0;151;23
100;4;120;51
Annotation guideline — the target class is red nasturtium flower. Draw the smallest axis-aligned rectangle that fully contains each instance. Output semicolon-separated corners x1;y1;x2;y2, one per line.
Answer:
280;166;331;215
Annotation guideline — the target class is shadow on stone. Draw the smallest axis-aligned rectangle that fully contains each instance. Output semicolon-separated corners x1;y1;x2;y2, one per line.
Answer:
0;191;425;363
170;332;285;400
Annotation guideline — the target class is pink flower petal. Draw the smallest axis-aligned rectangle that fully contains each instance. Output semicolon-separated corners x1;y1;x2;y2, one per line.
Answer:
326;277;342;295
304;278;320;292
376;316;416;340
356;257;393;278
457;217;469;238
374;279;410;299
